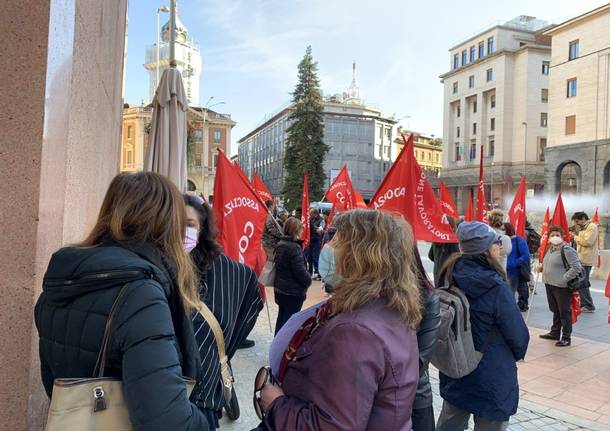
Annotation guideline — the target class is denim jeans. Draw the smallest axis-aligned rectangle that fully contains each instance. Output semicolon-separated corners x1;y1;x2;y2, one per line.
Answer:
579;266;595;309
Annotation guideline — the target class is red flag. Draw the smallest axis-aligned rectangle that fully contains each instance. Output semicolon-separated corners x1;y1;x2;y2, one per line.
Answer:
325;165;360;211
592;208;602;268
476;145;487;222
551;192;570;243
301;173;310;250
539;207;551;263
509;176;527;238
571;291;582;324
213;151;268;270
605;273;610;324
370;133;457;243
354;189;367;208
252;173;273;203
439;181;459;219
465;193;474;222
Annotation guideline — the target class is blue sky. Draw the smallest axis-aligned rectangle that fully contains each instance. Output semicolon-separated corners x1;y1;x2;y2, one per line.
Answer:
124;0;606;155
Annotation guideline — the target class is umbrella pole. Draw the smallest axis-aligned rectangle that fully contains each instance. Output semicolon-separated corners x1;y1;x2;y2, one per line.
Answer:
169;0;176;63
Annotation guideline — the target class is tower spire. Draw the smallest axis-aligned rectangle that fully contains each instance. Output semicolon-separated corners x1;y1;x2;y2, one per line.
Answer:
346;61;360;103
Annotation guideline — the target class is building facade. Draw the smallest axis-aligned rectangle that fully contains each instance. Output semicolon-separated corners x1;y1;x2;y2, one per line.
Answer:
393;127;443;178
119;105;235;200
143;6;202;106
121;104;153;172
440;16;551;211
187;107;236;200
237;100;396;200
543;5;610;196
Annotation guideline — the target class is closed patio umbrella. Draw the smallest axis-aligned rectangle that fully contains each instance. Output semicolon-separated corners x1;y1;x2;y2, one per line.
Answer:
144;66;188;191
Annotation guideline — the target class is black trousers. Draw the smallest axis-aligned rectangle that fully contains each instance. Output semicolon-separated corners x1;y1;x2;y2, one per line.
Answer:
274;292;305;335
412;405;435;431
579;266;595;309
545;284;572;340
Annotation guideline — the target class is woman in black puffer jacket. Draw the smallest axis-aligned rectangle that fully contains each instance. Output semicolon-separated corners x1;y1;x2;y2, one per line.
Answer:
35;172;213;430
273;217;312;335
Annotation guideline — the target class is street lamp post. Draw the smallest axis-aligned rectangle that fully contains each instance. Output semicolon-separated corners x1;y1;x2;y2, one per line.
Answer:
521;121;527;176
169;0;176;63
156;5;169;88
490;161;495;208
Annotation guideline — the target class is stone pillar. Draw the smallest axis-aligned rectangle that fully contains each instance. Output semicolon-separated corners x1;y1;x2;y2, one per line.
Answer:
0;1;127;429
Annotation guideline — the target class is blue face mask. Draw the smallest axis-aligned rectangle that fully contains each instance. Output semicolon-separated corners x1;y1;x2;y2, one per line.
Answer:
318;245;341;286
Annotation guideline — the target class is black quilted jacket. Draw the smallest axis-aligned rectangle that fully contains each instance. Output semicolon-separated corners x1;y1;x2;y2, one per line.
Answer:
34;240;210;431
273;236;312;298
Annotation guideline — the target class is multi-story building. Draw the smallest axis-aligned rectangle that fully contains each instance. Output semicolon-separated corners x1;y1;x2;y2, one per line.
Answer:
543;4;610;195
393;127;443;178
120;104;153;172
440;16;552;211
237;100;396;200
187;107;236;200
120;104;235;200
143;5;202;106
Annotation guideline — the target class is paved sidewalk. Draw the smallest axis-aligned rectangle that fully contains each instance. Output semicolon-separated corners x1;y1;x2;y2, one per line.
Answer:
220;283;610;430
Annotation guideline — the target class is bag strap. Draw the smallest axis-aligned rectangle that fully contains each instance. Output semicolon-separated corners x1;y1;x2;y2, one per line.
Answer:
559;246;570;271
194;301;233;393
93;283;132;378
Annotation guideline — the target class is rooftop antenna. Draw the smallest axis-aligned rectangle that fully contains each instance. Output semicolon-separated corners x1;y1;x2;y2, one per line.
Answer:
347;61;360;102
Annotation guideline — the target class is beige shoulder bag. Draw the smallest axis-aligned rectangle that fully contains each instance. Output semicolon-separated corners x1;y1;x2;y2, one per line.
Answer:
194;301;234;404
45;284;195;430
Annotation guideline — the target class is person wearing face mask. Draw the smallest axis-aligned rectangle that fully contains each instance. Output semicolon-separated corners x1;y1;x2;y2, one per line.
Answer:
436;222;529;431
538;225;583;347
183;194;264;427
571;212;597;312
487;209;512;272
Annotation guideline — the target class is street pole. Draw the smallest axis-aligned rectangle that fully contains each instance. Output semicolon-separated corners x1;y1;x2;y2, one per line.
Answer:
169;0;176;64
521;122;527;176
490;161;495;208
156;6;169;88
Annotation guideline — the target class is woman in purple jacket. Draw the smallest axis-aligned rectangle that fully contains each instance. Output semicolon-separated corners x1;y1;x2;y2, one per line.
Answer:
255;209;423;430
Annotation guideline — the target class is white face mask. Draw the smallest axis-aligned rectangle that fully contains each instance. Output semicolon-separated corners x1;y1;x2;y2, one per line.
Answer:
184;227;199;253
549;236;563;246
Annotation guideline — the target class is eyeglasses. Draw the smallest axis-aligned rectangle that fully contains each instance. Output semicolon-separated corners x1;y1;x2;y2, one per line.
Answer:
493;239;503;246
253;366;274;420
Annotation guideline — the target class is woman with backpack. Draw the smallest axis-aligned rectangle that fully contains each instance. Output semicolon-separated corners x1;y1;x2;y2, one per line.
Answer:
35;172;213;430
505;222;531;312
538;225;583;347
436;221;529;431
273;217;312;335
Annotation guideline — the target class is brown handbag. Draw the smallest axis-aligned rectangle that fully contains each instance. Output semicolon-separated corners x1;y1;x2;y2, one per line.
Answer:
44;283;195;430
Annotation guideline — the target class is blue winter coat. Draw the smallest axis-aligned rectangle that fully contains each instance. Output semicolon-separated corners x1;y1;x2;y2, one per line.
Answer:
439;255;530;422
507;236;530;277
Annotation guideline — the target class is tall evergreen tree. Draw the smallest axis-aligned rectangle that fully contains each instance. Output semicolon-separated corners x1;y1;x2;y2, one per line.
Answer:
283;46;329;211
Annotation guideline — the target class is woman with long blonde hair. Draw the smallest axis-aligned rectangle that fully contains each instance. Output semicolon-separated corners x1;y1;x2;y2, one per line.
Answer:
35;172;213;430
255;209;422;430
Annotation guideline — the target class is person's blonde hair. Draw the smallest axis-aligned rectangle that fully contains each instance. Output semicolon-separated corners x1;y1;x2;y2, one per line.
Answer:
283;217;303;239
77;172;201;312
487;209;504;229
330;209;422;328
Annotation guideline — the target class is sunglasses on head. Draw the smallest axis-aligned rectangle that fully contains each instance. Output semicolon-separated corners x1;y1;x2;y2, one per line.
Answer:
253;366;275;420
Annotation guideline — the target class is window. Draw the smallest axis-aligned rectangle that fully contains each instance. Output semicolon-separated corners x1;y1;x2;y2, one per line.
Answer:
455;143;462;161
473;101;477;113
415;150;419;159
567;78;577;98
428;152;432;161
436;153;440;163
470;46;476;63
542;61;550;75
541;88;548;103
540;112;548;127
127;126;132;139
453;82;458;94
457;105;461;117
213;130;222;142
213;154;219;168
453;53;459;69
565;115;576;135
487;36;494;54
469;75;475;88
126;148;133;165
473;122;477;135
539;137;547;161
462;50;467;66
569;40;579;61
486;68;493;82
490;94;496;108
457;126;460;138
470;143;477;160
479;41;485;58
489;137;495;157
490;118;495;131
